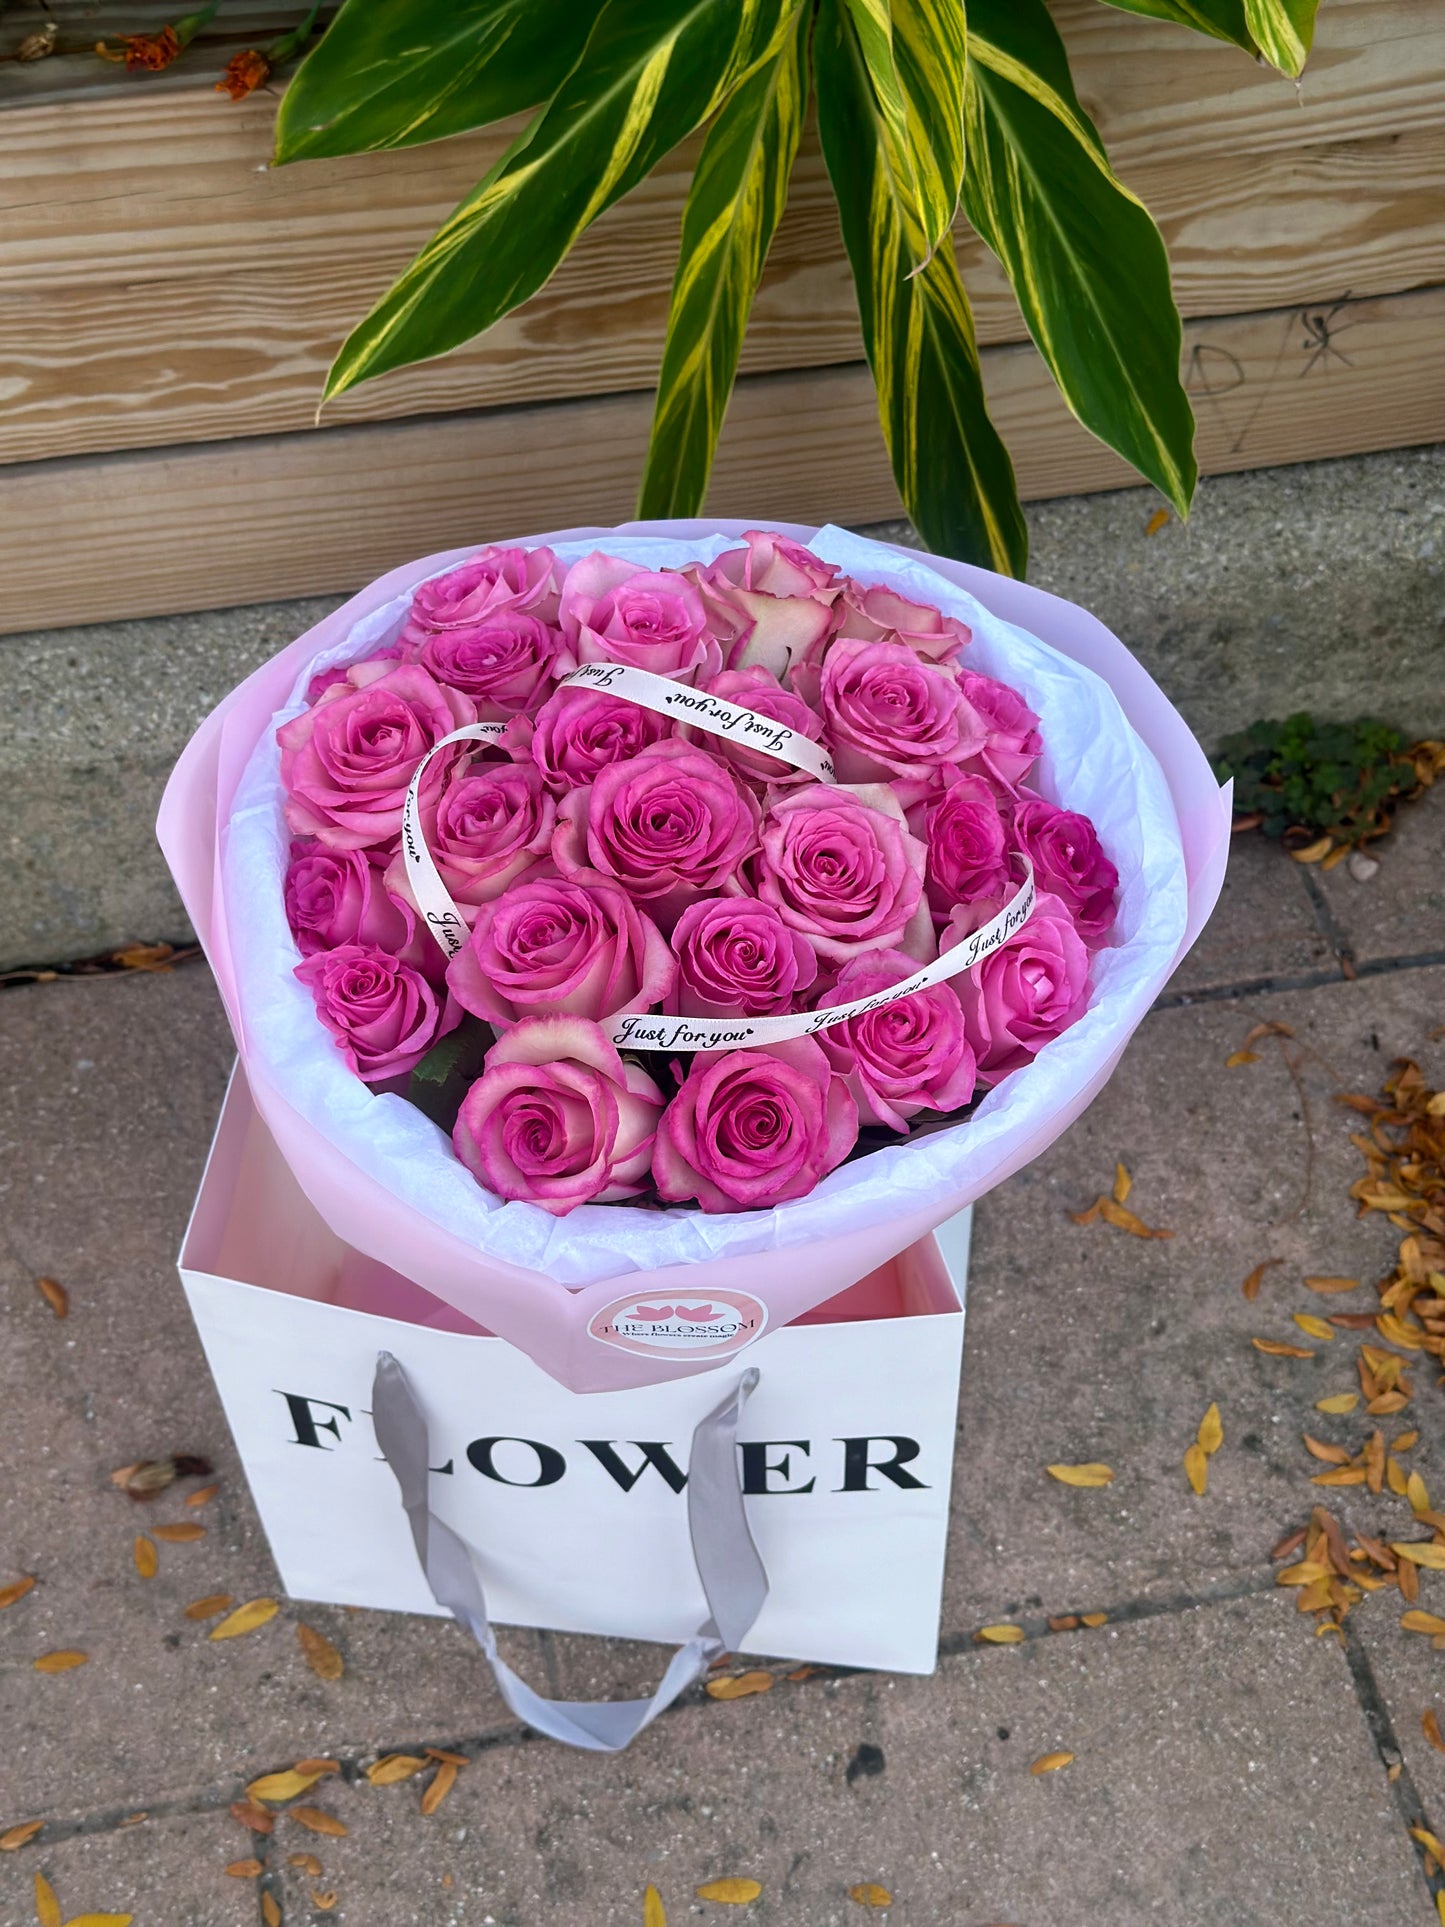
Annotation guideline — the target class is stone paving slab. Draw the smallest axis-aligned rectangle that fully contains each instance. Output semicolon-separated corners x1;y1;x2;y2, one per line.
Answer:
1354;1613;1445;1849
0;1808;253;1927
1162;828;1336;996
1316;780;1445;970
157;1593;1427;1927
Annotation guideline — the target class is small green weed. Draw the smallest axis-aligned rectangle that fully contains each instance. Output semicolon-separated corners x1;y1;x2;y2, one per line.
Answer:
1212;714;1442;859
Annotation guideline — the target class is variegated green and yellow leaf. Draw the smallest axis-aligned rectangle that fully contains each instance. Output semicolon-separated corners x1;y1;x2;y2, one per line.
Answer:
965;0;1196;516
816;0;1026;574
324;0;803;401
1241;0;1317;76
638;5;810;517
838;0;967;263
1089;0;1317;78
274;0;604;163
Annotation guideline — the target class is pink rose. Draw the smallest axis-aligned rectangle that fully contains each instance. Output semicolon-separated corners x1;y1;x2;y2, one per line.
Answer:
452;1017;665;1216
693;530;840;678
957;670;1042;791
285;840;412;956
385;762;554;912
1013;797;1119;943
685;666;825;789
558;553;720;682
756;784;927;962
447;870;674;1027
815;950;977;1131
946;890;1091;1082
553;741;761;927
526;685;673;792
820;637;986;783
400;545;561;643
831;580;971;668
667;897;817;1019
278;663;475;851
415;612;562;718
913;771;1012;918
306;643;403;705
295;942;456;1081
652;1036;858;1213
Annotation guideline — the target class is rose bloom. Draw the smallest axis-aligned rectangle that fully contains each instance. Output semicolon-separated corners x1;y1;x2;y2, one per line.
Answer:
820;637;986;783
652;1036;859;1213
756;784;927;962
284;841;413;957
400;545;561;644
385;762;554;911
1013;796;1119;943
414;611;562;718
553;741;761;927
453;1017;665;1216
525;684;674;791
558;553;721;682
957;670;1043;792
946;890;1092;1082
913;771;1012;917
815;950;977;1131
295;943;456;1082
667;897;817;1020
830;579;972;668
278;661;475;850
447;870;674;1027
686;665;825;789
692;530;840;678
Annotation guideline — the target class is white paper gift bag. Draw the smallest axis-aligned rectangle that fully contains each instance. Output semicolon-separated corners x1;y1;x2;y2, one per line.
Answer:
180;1068;969;1747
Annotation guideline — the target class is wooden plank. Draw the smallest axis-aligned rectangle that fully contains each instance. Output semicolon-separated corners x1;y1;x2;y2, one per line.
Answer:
3;126;1441;466
1;287;1439;635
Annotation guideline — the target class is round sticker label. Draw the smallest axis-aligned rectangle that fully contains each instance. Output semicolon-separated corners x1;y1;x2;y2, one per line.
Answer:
587;1288;769;1359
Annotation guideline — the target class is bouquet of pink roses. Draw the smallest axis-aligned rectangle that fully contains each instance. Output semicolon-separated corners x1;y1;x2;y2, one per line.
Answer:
276;530;1118;1219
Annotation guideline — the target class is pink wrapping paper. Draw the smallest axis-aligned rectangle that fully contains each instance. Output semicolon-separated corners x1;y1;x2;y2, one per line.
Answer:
159;519;1230;1391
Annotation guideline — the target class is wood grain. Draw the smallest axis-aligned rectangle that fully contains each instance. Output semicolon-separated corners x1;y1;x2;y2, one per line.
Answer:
1;286;1438;635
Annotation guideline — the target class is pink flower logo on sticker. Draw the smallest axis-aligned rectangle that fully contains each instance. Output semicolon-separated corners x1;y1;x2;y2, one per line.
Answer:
587;1288;768;1358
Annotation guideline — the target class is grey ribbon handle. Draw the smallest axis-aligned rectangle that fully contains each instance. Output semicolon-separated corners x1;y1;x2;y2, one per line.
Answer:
371;1352;767;1753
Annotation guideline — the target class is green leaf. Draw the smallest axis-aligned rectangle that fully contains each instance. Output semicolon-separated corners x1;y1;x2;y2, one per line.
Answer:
637;5;810;517
1241;0;1317;75
815;0;1026;573
964;0;1196;517
324;0;803;400
838;0;968;262
275;0;604;163
407;1015;493;1131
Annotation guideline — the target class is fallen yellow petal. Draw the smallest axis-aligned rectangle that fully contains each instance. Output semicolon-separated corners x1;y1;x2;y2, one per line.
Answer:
1252;1338;1315;1358
1292;1314;1335;1342
1047;1463;1115;1488
1225;1050;1260;1068
365;1754;427;1785
1184;1443;1208;1496
1290;835;1333;863
847;1884;893;1908
1080;1613;1108;1628
644;1885;666;1927
705;1671;773;1700
1030;1751;1074;1775
1315;1393;1359;1414
976;1624;1025;1645
1409;1472;1431;1514
1394;1543;1445;1570
1401;1611;1445;1636
1196;1404;1223;1456
695;1877;762;1903
245;1769;324;1804
1112;1162;1132;1204
35;1872;60;1927
208;1598;278;1641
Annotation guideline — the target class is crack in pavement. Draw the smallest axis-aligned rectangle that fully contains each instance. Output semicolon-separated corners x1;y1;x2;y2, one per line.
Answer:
1155;947;1445;1010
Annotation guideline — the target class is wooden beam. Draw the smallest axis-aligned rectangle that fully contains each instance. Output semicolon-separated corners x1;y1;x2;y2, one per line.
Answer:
0;287;1439;635
3;126;1439;466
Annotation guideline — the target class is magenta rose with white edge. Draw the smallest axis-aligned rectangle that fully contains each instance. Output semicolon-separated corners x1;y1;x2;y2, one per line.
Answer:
815;950;977;1131
386;762;554;912
558;553;721;682
946;890;1091;1082
693;530;840;679
958;669;1043;792
526;684;673;791
819;638;986;784
278;662;475;851
667;897;817;1020
652;1036;859;1213
415;612;561;718
756;783;927;962
285;841;413;957
1013;796;1119;943
553;741;761;927
453;1017;665;1216
447;870;674;1028
913;771;1012;918
294;943;456;1081
400;545;561;643
686;666;825;789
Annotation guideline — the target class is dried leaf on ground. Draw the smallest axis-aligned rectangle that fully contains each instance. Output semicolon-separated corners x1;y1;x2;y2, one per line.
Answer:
1047;1463;1114;1487
1184;1443;1208;1496
644;1884;666;1927
1030;1751;1074;1775
1409;1472;1431;1514
33;1651;86;1673
184;1484;218;1508
1252;1338;1315;1358
696;1878;762;1902
209;1598;278;1641
1302;1436;1352;1465
366;1755;427;1785
297;1623;344;1681
1423;1710;1445;1754
55;1917;132;1927
847;1884;893;1907
1290;835;1334;864
1311;1466;1368;1487
34;1277;68;1319
976;1624;1025;1644
1145;508;1171;536
229;1801;273;1835
1048;1615;1080;1632
290;1807;347;1837
421;1761;459;1815
1292;1314;1335;1341
1304;1276;1361;1294
246;1769;324;1804
132;1536;156;1579
151;1523;205;1544
224;1859;262;1878
0;1576;36;1611
1081;1613;1108;1628
262;1896;281;1927
110;1456;212;1501
1401;1611;1445;1636
34;1873;61;1927
1099;1198;1173;1238
184;1595;233;1621
1272;1529;1308;1561
288;1854;323;1875
1197;1404;1223;1456
1112;1163;1132;1204
1394;1543;1445;1570
1242;1259;1284;1301
292;1759;340;1778
425;1748;468;1766
311;1894;338;1913
1225;1050;1260;1068
0;1823;43;1852
705;1671;774;1700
